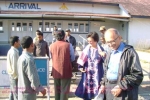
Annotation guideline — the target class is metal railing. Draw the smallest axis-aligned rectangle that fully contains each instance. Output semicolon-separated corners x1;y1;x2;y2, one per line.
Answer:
78;35;88;50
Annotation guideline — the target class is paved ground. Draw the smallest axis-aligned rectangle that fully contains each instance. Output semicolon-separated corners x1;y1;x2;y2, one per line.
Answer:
0;48;150;100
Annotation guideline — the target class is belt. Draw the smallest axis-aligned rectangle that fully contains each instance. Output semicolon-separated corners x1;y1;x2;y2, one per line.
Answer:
107;80;117;84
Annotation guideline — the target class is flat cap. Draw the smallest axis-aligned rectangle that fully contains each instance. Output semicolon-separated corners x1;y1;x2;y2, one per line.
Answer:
99;26;106;31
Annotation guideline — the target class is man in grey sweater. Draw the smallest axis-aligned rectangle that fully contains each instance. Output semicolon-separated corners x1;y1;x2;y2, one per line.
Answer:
18;36;46;100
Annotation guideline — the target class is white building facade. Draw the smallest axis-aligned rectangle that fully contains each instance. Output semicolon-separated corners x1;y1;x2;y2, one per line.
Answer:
2;0;147;47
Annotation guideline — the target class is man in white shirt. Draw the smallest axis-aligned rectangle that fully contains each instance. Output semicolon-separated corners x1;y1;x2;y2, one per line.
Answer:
52;26;58;43
7;36;20;100
33;30;41;43
100;37;110;53
99;26;106;38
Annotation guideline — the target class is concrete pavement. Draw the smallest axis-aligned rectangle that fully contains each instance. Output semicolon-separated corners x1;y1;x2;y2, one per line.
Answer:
0;48;150;100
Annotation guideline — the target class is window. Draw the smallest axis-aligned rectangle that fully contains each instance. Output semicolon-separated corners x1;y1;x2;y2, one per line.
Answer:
11;21;33;32
22;23;27;31
79;23;84;32
39;22;42;31
68;22;89;33
29;23;32;31
51;22;55;31
43;22;62;32
45;22;50;31
85;23;89;32
12;23;15;31
74;23;78;32
57;23;61;30
0;22;3;32
16;23;21;31
68;23;72;31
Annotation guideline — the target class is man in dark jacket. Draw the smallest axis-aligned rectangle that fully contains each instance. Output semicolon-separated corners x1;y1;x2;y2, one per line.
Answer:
33;32;50;59
99;28;143;100
65;29;76;50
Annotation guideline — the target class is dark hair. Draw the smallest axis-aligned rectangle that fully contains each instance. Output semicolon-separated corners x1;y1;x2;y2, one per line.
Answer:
55;30;65;41
36;30;41;32
36;30;41;34
36;31;43;36
54;26;58;31
66;29;71;32
21;36;33;49
9;36;19;46
87;32;99;42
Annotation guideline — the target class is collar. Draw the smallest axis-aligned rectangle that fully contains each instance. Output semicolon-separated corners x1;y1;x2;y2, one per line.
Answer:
111;42;125;54
38;39;44;42
23;51;33;56
11;46;19;53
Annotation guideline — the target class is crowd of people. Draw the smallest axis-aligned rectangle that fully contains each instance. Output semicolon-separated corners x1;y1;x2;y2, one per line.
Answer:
6;25;143;100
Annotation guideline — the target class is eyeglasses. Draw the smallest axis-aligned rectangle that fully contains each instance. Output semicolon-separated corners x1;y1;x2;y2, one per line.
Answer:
106;36;119;45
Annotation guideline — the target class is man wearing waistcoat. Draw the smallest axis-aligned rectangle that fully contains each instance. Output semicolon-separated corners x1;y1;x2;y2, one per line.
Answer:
50;30;75;100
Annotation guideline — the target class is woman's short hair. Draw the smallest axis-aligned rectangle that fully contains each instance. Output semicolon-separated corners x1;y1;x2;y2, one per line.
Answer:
55;30;65;41
87;32;99;42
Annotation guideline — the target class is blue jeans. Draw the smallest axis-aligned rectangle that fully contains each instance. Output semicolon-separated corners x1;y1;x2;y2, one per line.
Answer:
9;78;18;100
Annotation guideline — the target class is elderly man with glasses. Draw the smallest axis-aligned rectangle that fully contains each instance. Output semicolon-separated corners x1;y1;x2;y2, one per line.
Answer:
99;28;143;100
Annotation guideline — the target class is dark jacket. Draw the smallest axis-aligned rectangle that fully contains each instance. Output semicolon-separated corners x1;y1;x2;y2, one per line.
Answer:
33;40;50;58
68;35;76;50
101;44;143;100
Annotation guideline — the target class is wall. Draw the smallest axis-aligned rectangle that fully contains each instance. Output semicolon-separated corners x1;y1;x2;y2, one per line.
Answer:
118;21;128;43
128;18;150;49
119;4;130;17
0;20;9;43
0;1;128;44
0;19;127;44
0;1;120;15
90;20;126;38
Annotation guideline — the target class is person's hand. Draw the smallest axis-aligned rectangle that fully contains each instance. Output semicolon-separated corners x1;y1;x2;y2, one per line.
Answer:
40;89;46;96
99;85;105;94
79;68;86;73
111;85;122;97
72;67;74;70
98;51;106;58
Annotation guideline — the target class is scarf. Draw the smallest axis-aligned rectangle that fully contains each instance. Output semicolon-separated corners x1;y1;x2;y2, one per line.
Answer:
77;44;103;66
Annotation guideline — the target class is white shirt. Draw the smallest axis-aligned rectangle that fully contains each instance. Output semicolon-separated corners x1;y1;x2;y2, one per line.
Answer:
67;36;70;42
7;46;19;79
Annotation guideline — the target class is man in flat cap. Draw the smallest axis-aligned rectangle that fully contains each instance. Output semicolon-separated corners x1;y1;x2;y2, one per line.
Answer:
49;30;75;100
99;26;106;38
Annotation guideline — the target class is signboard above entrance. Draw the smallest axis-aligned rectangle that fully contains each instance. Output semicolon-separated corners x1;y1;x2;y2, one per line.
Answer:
8;3;41;9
